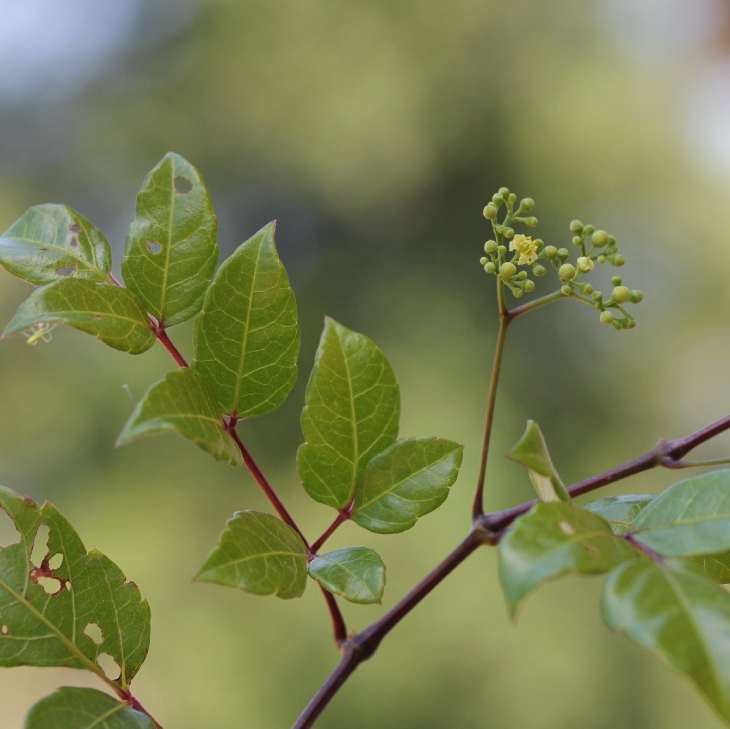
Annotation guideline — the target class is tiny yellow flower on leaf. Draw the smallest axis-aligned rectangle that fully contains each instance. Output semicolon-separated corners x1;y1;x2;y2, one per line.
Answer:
510;235;539;266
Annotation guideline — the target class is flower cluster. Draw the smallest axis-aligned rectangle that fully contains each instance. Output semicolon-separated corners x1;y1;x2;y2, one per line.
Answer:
479;187;643;329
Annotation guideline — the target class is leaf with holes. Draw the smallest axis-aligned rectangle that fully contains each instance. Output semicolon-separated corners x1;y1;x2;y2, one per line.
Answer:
0;204;112;286
2;279;155;354
122;153;218;326
195;511;308;599
351;437;463;534
603;559;730;722
297;318;400;510
25;687;154;729
308;547;386;604
498;502;636;617
629;470;730;557
507;420;570;503
583;495;655;536
117;368;242;467
0;486;150;691
192;222;299;417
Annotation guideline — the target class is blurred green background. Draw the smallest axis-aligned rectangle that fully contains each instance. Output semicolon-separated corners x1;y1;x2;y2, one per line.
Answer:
3;0;730;727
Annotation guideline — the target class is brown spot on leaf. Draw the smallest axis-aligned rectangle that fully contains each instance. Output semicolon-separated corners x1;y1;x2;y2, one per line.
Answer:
1;625;8;636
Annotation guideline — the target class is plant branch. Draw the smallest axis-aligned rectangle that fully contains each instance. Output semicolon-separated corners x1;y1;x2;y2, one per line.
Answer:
311;505;352;554
319;586;348;647
507;289;565;319
116;689;164;729
154;326;188;368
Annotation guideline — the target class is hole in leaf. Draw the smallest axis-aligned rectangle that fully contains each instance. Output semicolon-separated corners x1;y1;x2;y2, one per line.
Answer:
69;236;79;248
69;224;83;233
97;653;121;681
558;520;576;536
1;625;8;636
55;264;77;277
30;525;50;567
48;553;63;570
37;575;63;595
173;175;193;194
94;315;103;320
84;622;104;645
147;240;163;255
0;508;20;548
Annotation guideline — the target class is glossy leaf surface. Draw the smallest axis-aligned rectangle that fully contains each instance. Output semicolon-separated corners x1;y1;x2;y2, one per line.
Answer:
351;437;463;534
690;552;730;584
507;420;569;502
583;495;655;536
630;471;730;557
0;487;150;690
308;547;386;604
196;511;308;599
0;204;112;285
603;559;730;722
193;222;299;417
122;153;218;326
298;318;400;509
499;502;635;617
117;368;242;467
3;280;155;354
25;688;154;729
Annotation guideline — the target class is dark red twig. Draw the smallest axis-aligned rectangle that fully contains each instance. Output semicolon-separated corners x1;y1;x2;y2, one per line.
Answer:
319;586;348;647
154;326;188;368
311;505;352;554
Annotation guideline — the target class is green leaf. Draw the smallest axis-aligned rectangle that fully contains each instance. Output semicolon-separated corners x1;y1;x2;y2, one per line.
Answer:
507;420;570;502
297;318;400;510
308;547;386;604
603;559;730;722
117;368;242;467
25;687;154;729
2;280;155;354
583;495;655;536
122;153;218;326
0;204;112;285
192;222;299;417
499;502;636;617
195;511;308;599
630;470;730;557
0;486;150;690
351;437;463;534
689;552;730;584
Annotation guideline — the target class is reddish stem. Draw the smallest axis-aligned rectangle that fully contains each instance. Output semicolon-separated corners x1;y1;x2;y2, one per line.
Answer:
319;586;348;646
115;688;164;729
311;506;352;554
155;326;189;368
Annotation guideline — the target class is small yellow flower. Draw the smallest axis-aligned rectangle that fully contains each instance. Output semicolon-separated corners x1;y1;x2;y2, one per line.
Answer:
510;234;539;266
577;256;595;273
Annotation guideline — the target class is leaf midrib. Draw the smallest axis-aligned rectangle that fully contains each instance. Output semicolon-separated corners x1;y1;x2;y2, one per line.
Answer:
6;235;109;282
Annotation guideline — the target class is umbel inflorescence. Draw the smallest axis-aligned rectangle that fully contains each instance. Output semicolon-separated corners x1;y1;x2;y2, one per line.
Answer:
479;186;643;329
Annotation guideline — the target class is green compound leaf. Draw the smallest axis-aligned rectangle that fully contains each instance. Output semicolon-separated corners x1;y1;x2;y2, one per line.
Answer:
583;495;655;536
507;420;570;502
122;153;218;327
603;559;730;723
25;687;154;729
196;511;308;599
2;280;155;354
0;486;150;690
297;318;400;510
308;547;386;604
629;470;730;557
351;437;463;534
117;368;242;467
0;204;112;285
499;502;636;617
193;222;300;417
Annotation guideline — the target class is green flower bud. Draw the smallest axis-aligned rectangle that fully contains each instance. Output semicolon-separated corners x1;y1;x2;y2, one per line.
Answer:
480;257;488;266
516;270;527;280
503;227;515;239
608;235;616;246
498;245;507;256
559;263;576;280
625;318;636;329
508;193;517;205
572;236;582;246
500;262;517;279
581;283;593;295
512;288;523;298
523;279;535;292
612;254;626;267
591;291;603;301
561;284;572;296
611;276;622;286
600;311;614;325
534;238;544;247
484;262;496;274
557;248;569;262
495;225;504;235
492;194;503;206
524;217;538;227
630;290;643;303
499;187;510;198
597;255;607;264
485;240;498;254
483;205;498;220
544;245;558;259
569;220;583;234
612;286;630;304
519;198;535;212
592;230;609;247
583;224;595;236
532;264;547;277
